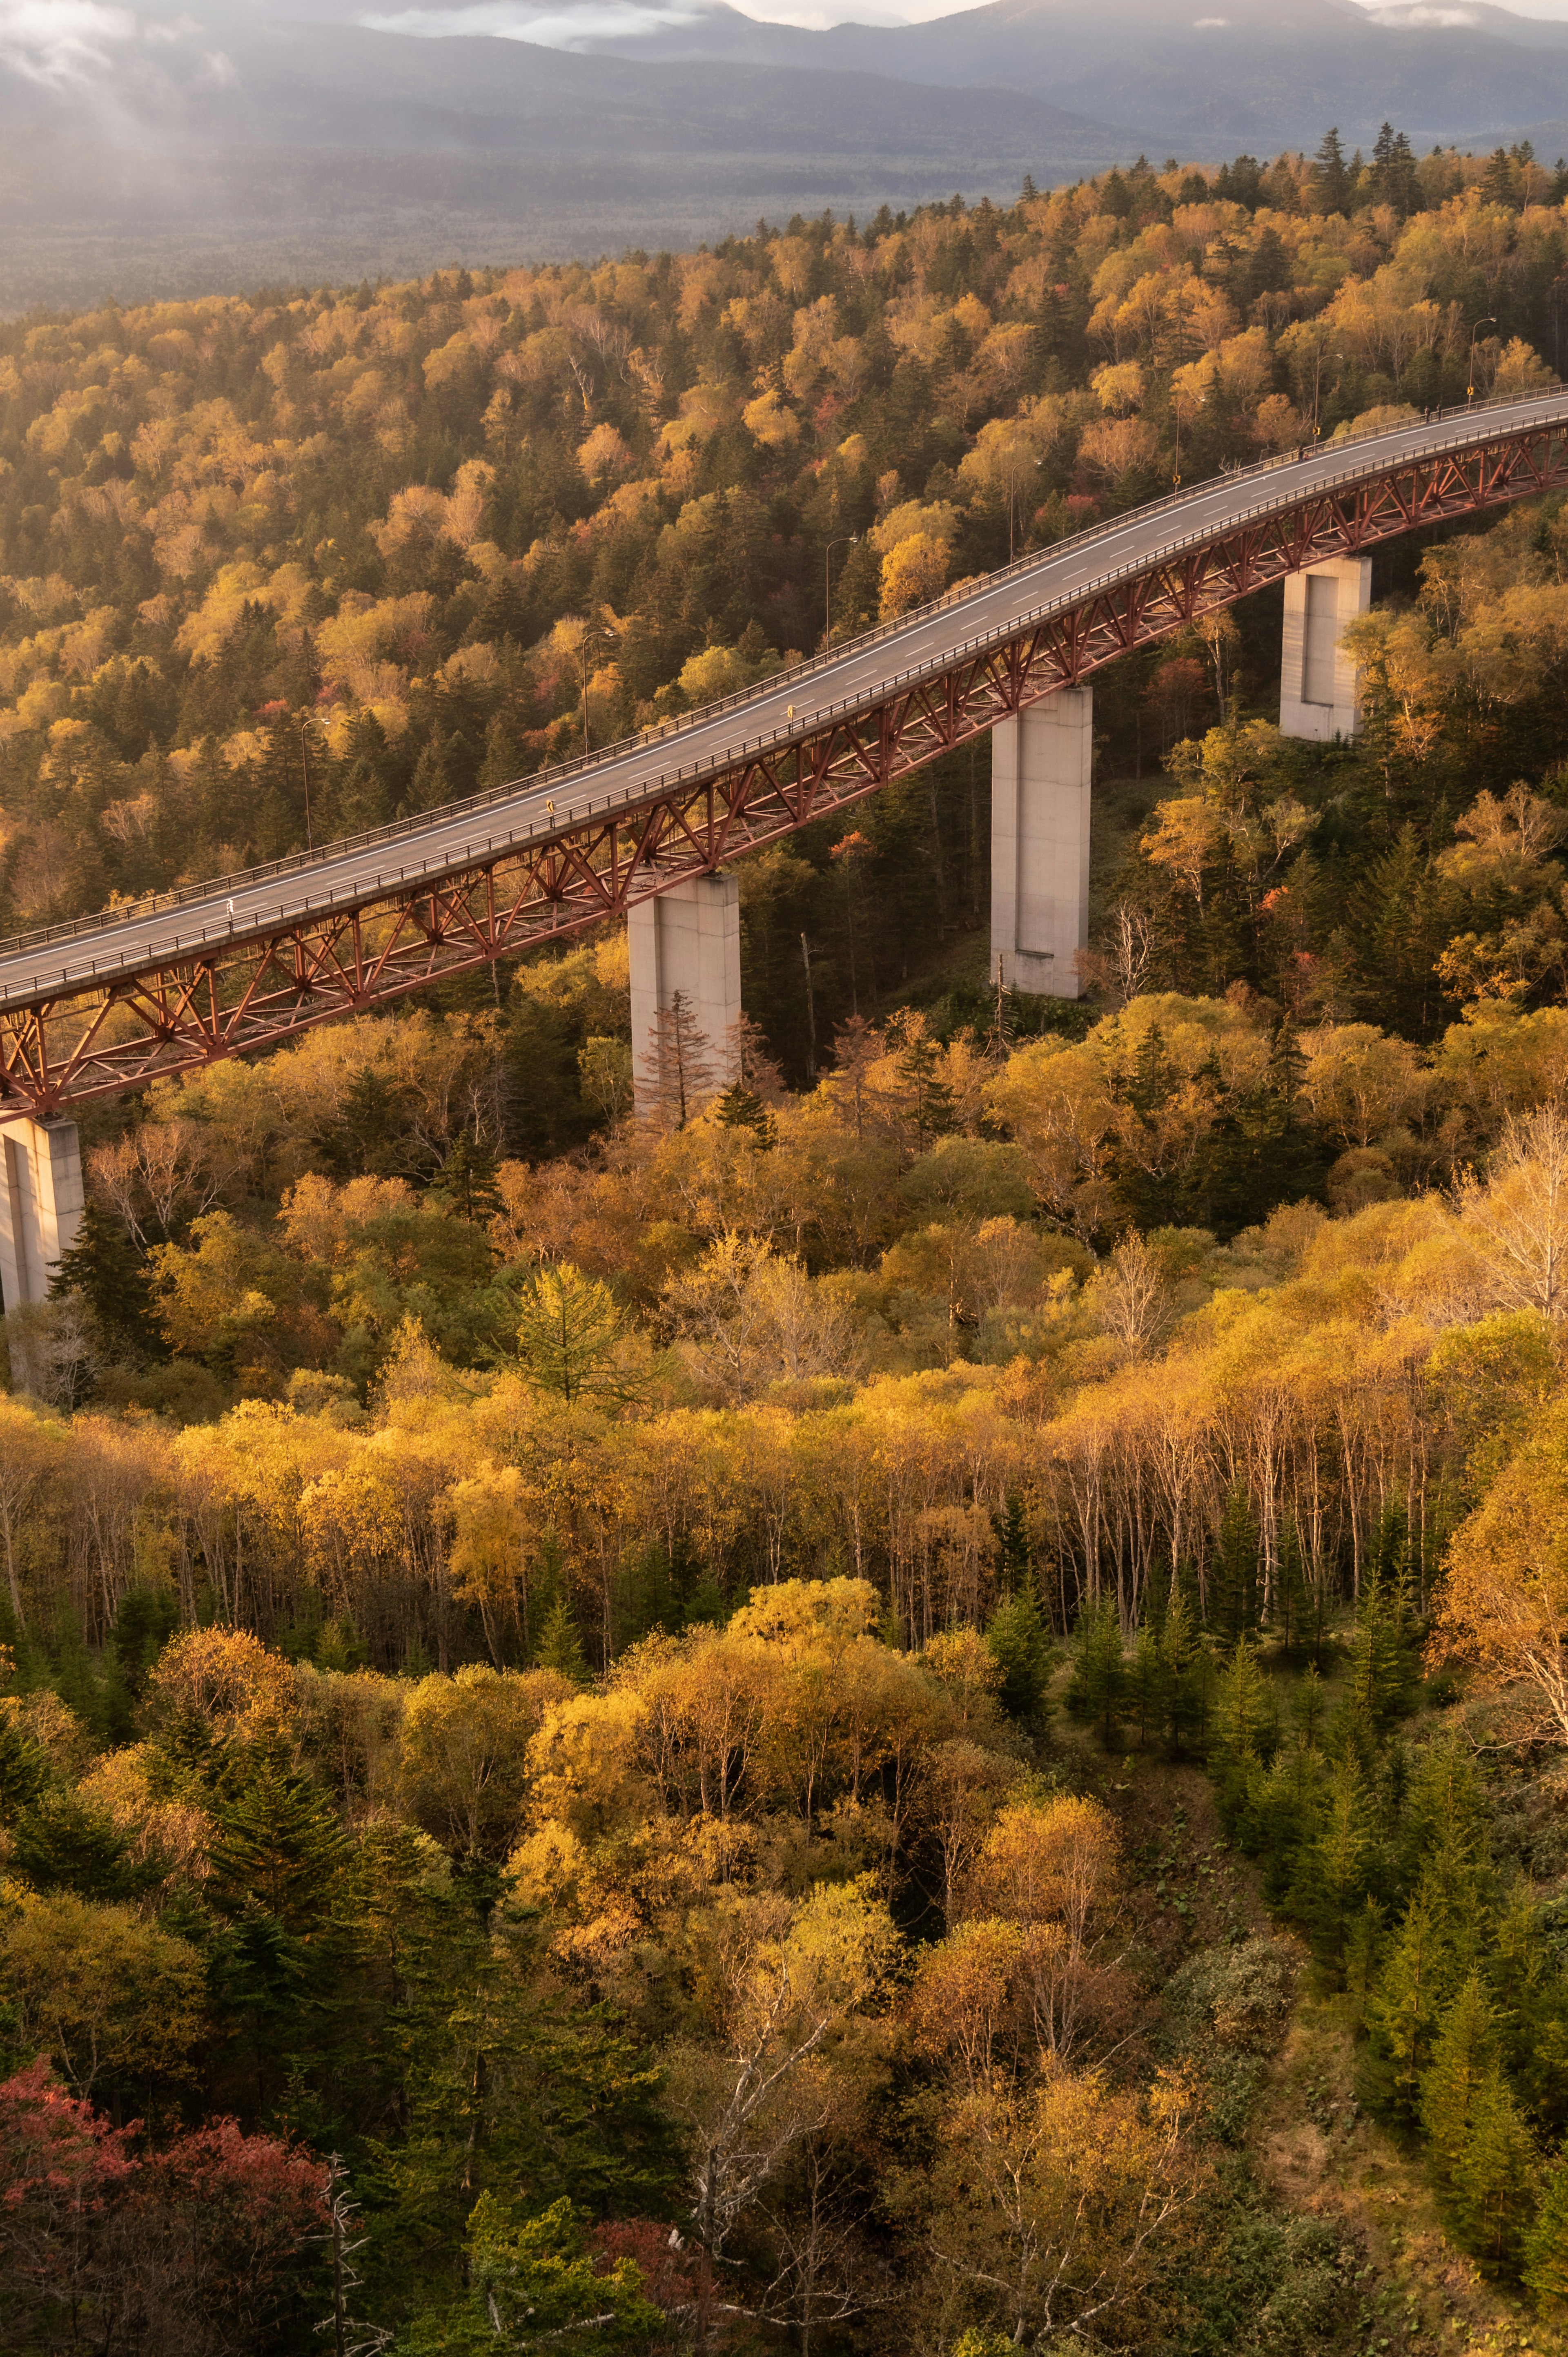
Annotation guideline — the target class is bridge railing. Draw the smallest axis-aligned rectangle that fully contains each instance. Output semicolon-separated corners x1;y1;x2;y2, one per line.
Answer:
2;384;1565;982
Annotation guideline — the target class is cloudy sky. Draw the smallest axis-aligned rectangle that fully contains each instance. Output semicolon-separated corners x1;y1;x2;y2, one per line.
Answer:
11;0;1568;77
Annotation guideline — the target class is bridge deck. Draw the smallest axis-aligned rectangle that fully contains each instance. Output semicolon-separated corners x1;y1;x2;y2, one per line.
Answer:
2;389;1567;1021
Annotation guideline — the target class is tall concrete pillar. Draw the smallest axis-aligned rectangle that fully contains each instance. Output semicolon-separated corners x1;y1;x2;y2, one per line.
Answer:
1279;556;1372;740
990;688;1092;1001
628;872;742;1114
0;1117;84;1315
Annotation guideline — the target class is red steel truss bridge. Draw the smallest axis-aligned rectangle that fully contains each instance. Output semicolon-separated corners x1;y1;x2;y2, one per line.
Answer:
4;388;1568;1121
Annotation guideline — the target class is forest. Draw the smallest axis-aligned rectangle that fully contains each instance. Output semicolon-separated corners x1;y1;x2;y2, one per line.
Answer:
10;125;1568;2355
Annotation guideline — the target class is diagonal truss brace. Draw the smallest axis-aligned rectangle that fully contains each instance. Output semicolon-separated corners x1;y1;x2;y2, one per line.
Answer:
4;425;1565;1117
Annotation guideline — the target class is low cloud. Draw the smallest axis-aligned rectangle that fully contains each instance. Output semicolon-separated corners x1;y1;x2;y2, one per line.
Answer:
0;0;140;87
358;0;701;47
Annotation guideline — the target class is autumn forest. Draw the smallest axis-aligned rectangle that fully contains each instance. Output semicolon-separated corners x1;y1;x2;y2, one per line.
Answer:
9;126;1568;2357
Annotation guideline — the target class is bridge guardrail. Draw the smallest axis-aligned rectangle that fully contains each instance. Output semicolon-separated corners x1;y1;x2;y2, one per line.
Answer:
3;385;1566;999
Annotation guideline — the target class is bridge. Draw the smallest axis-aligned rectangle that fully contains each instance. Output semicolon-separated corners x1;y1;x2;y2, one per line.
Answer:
3;388;1568;1309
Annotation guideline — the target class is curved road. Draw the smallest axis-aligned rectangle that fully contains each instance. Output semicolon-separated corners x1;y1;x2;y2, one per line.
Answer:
4;388;1567;1015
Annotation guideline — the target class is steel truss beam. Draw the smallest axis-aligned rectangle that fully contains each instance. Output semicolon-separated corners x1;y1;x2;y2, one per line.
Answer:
4;424;1566;1117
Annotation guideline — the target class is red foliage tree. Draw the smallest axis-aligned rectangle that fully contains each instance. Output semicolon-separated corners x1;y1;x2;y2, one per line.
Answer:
0;2059;328;2355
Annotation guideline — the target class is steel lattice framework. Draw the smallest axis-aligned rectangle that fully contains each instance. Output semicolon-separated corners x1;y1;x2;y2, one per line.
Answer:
4;404;1568;1120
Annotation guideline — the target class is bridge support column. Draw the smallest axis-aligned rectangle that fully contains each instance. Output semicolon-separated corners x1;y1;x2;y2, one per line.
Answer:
0;1118;84;1317
628;873;742;1115
990;689;1092;1000
1279;556;1372;740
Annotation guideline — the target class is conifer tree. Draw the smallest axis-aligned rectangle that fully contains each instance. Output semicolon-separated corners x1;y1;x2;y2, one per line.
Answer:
1159;1580;1206;1755
535;1597;590;1686
1292;1757;1372;1982
1066;1594;1123;1748
428;1132;503;1223
1455;2069;1538;2277
715;1081;776;1147
1274;1521;1310;1659
48;1203;157;1361
1421;1973;1499;2212
1208;1491;1260;1646
984;1580;1054;1724
637;990;719;1132
1524;2145;1568;2313
1362;1882;1453;2120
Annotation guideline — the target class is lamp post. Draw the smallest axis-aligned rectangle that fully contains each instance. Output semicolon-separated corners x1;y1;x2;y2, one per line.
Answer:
574;619;614;753
824;535;858;647
1468;316;1497;401
298;716;314;852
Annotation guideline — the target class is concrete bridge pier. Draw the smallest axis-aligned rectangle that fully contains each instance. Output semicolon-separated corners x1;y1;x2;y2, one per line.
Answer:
628;872;742;1114
1279;556;1372;740
0;1117;84;1316
990;688;1093;1000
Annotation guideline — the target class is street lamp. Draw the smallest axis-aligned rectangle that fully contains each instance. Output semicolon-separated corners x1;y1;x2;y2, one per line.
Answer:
573;618;615;753
298;715;314;852
1468;316;1497;401
824;534;858;647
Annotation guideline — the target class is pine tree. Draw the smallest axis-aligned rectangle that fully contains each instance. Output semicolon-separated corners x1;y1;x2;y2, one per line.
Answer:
1315;127;1351;213
985;1579;1054;1723
637;990;719;1132
1127;1617;1163;1749
1289;1661;1326;1751
1274;1521;1311;1658
1524;2145;1568;2313
1159;1580;1206;1755
993;1492;1032;1594
1362;1882;1452;2119
1422;1973;1499;2212
1213;1637;1269;1762
428;1132;503;1224
0;1712;45;1821
715;1081;776;1147
1066;1595;1123;1747
1456;2069;1537;2277
1209;1491;1260;1646
1292;1757;1372;1982
535;1596;590;1685
48;1203;158;1360
894;1028;956;1151
1348;1542;1418;1732
206;1750;352;1937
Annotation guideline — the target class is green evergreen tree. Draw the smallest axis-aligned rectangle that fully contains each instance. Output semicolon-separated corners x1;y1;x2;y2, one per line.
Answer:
1422;1973;1499;2212
428;1132;503;1224
1455;2069;1537;2278
1524;2145;1568;2314
1209;1491;1260;1646
1347;1547;1419;1733
535;1597;590;1686
1066;1594;1124;1747
0;1713;45;1821
9;1787;162;1902
48;1202;158;1359
1159;1579;1207;1755
1127;1616;1164;1750
1362;1882;1454;2120
895;1028;956;1150
1273;1521;1311;1658
985;1579;1054;1723
993;1491;1032;1594
1290;1661;1326;1751
714;1081;776;1147
1290;1757;1372;1982
1212;1636;1269;1762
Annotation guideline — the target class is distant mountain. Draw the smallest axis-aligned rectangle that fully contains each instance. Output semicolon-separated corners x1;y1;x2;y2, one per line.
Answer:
573;0;1568;152
0;13;1143;314
9;0;1568;316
